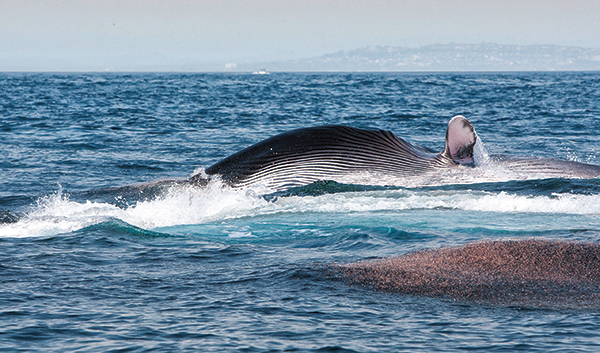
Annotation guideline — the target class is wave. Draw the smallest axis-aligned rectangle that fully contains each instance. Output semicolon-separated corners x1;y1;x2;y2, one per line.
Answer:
1;179;600;238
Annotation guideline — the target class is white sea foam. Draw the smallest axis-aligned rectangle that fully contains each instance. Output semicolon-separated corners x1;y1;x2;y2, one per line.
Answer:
2;180;600;238
274;190;600;215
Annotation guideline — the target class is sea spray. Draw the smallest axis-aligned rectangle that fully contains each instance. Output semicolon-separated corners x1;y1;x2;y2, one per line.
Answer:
3;182;600;238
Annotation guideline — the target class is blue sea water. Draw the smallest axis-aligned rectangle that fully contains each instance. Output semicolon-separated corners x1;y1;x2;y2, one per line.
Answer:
1;72;600;352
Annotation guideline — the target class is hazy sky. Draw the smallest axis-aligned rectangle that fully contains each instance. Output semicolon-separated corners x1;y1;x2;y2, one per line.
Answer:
1;0;599;71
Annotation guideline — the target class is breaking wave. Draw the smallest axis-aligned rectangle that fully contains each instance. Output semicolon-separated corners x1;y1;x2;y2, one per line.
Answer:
1;178;600;238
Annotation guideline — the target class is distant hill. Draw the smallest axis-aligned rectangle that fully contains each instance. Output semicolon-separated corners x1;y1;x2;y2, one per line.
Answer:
237;43;600;72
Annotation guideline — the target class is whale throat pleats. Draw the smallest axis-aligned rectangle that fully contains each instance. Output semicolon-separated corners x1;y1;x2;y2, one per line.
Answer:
188;116;600;191
200;125;455;190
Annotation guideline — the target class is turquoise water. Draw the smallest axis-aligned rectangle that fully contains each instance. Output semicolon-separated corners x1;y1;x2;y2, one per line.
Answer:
1;72;600;352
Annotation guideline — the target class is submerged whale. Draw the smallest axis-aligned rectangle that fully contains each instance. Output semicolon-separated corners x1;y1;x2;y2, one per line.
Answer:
189;115;600;191
325;239;600;309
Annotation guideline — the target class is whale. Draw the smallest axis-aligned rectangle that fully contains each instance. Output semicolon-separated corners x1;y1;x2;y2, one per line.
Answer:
189;115;600;191
325;239;600;309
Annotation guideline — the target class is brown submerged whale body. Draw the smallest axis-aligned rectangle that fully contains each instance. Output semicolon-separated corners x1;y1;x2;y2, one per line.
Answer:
190;115;600;191
326;239;600;309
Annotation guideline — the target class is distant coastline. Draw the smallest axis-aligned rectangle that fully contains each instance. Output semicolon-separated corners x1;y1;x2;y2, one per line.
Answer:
3;43;600;73
235;43;600;72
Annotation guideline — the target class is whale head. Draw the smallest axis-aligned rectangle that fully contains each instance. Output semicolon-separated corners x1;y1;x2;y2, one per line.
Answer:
443;115;477;165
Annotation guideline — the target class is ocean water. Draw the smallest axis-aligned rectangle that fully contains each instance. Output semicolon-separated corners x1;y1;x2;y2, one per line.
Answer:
1;72;600;352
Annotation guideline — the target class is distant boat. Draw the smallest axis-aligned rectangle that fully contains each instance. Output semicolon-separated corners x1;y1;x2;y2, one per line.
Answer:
252;69;269;75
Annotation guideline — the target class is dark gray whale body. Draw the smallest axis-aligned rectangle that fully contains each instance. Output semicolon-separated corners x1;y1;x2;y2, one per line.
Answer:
190;116;600;191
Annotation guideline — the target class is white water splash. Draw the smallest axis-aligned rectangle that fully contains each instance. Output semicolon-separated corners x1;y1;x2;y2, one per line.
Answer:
473;138;491;168
2;180;600;238
0;181;268;238
273;189;600;215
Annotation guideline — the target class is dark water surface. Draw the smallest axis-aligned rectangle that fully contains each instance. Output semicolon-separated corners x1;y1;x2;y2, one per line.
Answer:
2;72;600;352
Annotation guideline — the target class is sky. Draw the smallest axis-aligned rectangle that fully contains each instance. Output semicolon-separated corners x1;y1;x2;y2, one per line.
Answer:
1;0;599;71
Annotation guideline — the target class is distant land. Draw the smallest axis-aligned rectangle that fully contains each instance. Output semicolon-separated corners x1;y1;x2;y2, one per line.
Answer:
234;43;600;72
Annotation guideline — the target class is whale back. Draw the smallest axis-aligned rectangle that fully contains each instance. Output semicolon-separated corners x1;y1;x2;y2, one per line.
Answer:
200;125;455;190
494;154;600;179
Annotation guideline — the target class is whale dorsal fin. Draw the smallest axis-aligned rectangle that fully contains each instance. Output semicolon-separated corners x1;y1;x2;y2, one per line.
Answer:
441;115;477;165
